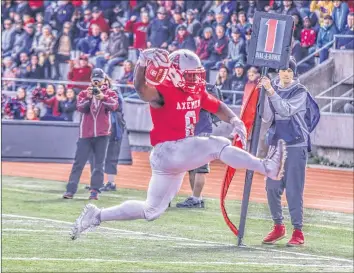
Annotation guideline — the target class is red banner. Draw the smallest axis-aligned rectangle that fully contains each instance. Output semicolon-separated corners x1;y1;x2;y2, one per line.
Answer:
220;83;260;236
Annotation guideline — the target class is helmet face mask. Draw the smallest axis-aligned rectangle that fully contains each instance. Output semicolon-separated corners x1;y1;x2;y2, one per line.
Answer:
168;50;206;94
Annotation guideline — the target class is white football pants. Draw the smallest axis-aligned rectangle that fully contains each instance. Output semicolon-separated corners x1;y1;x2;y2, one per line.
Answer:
100;135;265;222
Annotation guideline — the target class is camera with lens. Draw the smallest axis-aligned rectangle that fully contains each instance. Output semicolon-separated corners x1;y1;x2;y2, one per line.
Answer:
92;80;101;96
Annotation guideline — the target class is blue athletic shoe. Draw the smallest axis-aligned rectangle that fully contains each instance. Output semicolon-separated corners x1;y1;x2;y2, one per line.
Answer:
100;182;117;192
176;197;205;208
89;190;99;200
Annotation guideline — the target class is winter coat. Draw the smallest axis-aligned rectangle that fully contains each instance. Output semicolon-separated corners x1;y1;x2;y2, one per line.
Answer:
59;99;77;121
89;13;110;35
196;37;214;60
317;23;338;48
147;18;174;47
67;66;92;90
209;35;229;62
125;20;149;49
106;32;129;58
76;85;119;138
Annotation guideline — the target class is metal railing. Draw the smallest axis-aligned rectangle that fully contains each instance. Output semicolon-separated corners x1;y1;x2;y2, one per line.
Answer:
297;34;354;67
315;73;354;113
1;77;245;105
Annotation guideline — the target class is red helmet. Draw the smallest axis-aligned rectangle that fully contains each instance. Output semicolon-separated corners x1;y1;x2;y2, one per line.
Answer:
167;49;206;94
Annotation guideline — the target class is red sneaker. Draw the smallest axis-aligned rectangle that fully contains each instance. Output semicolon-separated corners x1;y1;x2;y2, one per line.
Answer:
287;229;304;247
262;224;286;244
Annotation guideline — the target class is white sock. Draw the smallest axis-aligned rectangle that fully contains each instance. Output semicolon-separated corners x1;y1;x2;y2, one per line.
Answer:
192;196;202;201
219;146;265;175
107;174;115;184
100;200;146;221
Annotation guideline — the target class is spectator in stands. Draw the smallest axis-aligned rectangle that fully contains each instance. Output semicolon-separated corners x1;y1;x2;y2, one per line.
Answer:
171;25;196;51
344;101;354;114
31;22;43;51
41;84;66;121
316;15;338;63
196;27;214;61
2;19;15;58
23;12;36;26
3;87;27;120
89;6;110;35
332;0;350;33
34;24;55;78
220;0;236;22
59;88;77;121
245;0;257;19
117;60;135;97
95;22;129;77
125;11;150;50
15;0;32;16
2;0;15;22
67;55;92;94
310;0;334;26
183;9;202;37
277;0;300;16
10;21;27;62
221;27;246;72
23;23;36;53
28;0;44;16
171;7;185;35
229;62;247;105
225;11;238;37
53;22;74;80
209;0;222;15
55;0;74;28
214;12;226;28
292;14;303;41
147;7;174;49
15;52;30;82
199;10;216;37
2;57;17;90
245;28;252;57
27;54;45;87
77;24;101;56
337;12;354;49
35;12;44;25
71;8;91;46
215;65;232;100
301;16;317;49
237;11;252;37
95;32;109;58
26;108;40;121
201;24;228;80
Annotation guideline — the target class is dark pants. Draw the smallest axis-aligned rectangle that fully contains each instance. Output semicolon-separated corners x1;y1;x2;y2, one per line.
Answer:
66;136;109;194
266;146;308;230
89;128;124;175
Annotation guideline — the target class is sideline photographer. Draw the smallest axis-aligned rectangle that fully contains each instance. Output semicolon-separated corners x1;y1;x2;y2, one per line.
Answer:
63;68;119;200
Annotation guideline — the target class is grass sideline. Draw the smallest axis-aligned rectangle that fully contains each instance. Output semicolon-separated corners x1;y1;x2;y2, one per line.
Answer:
2;176;353;272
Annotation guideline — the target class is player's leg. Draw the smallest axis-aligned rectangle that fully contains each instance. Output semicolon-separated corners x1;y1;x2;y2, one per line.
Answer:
157;135;285;180
70;170;185;239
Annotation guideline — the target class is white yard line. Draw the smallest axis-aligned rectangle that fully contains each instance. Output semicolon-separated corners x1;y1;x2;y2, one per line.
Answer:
2;214;353;264
2;257;353;269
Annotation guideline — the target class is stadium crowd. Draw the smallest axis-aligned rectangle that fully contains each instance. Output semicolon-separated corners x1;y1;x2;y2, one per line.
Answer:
2;0;354;120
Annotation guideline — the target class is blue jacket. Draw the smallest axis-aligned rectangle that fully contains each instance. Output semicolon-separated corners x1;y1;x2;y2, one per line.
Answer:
147;18;174;47
332;2;349;33
59;99;77;121
86;35;101;56
56;3;74;26
317;23;338;48
337;25;354;49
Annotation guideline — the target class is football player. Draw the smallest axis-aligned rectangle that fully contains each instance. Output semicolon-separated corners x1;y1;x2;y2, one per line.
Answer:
70;49;286;240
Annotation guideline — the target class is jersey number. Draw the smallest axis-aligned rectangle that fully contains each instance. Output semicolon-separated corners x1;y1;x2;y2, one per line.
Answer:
265;19;278;53
185;111;197;137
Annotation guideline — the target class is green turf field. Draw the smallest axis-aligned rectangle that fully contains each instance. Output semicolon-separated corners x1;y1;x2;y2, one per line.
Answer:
2;176;353;272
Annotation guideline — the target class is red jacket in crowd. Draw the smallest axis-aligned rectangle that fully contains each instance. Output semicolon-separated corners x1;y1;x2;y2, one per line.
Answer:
28;0;44;9
72;0;83;7
43;96;61;117
89;13;110;35
76;85;118;138
67;65;92;90
125;20;149;49
300;28;316;47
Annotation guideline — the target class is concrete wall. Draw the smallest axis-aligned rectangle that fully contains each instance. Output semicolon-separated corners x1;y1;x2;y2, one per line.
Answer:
1;120;132;164
330;50;354;84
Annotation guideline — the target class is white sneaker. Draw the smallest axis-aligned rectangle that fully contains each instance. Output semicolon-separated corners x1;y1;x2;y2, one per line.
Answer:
262;139;287;180
70;204;101;240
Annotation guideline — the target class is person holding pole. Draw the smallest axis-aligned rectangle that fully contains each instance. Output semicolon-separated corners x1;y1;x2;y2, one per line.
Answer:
258;57;319;247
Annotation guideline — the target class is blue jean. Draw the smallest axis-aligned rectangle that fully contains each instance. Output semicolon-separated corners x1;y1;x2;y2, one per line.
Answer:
319;48;329;63
96;56;126;77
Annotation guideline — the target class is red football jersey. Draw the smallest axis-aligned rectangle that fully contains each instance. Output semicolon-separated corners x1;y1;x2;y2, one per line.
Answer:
149;83;221;146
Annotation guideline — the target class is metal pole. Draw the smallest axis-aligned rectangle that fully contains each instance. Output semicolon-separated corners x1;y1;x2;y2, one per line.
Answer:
237;66;268;247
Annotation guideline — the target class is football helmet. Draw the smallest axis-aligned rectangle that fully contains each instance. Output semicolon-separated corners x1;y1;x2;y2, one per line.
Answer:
167;49;206;94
